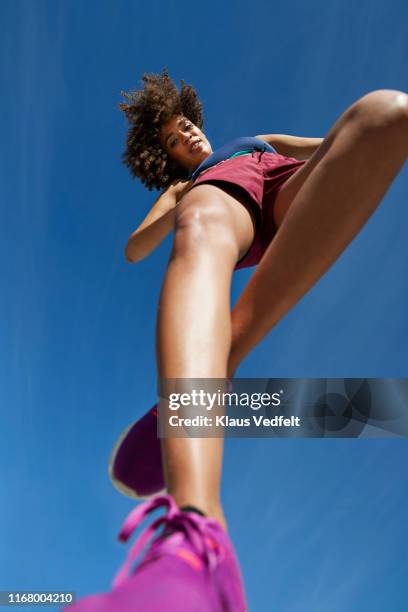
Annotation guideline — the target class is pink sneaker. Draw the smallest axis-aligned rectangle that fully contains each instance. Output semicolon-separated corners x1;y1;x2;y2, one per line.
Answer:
65;495;247;611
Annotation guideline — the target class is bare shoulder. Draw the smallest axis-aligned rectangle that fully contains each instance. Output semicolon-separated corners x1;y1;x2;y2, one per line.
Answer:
254;134;278;143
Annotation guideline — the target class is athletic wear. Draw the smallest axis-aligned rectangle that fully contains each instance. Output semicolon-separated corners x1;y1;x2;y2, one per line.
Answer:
190;136;277;181
65;495;247;612
180;505;206;517
192;149;307;270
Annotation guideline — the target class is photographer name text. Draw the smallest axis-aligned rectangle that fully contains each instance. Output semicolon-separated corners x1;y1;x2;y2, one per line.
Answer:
168;415;300;428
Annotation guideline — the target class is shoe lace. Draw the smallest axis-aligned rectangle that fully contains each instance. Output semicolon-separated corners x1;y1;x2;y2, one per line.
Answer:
113;495;224;588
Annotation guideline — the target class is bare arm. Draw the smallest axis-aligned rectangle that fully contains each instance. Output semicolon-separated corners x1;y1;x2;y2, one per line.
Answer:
125;179;193;263
256;134;324;160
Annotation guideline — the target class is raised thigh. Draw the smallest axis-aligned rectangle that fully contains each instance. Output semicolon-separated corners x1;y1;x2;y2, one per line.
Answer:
272;133;340;229
272;89;407;228
181;182;257;262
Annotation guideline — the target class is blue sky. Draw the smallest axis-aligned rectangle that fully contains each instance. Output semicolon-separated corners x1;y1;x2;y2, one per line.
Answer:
1;0;407;610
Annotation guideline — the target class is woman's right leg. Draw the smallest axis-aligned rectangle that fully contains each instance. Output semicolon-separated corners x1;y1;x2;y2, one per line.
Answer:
156;183;256;528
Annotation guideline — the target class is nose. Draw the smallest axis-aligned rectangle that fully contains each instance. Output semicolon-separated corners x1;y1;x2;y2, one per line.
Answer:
179;129;192;145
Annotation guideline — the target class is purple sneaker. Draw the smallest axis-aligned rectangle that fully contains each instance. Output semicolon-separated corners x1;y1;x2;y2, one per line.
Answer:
65;495;247;611
109;404;164;499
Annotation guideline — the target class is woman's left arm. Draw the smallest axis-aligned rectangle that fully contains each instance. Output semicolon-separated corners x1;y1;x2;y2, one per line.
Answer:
255;133;324;160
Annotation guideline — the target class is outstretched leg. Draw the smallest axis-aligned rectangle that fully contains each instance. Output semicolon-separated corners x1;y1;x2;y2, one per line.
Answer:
227;90;408;375
156;183;256;527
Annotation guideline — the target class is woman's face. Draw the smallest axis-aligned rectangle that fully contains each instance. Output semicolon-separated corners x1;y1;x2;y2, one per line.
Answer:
160;115;212;173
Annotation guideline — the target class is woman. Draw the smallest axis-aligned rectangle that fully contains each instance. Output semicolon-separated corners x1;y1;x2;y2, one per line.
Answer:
69;69;408;611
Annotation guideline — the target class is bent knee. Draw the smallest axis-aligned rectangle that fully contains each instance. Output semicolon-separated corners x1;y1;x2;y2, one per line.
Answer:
347;89;408;132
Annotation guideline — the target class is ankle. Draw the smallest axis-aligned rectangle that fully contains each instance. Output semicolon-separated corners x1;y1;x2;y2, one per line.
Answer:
200;502;227;530
173;495;227;530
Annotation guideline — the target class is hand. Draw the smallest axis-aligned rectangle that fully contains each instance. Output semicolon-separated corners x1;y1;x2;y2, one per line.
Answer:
168;179;194;203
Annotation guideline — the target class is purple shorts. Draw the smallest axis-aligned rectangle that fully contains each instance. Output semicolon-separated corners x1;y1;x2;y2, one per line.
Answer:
191;151;307;270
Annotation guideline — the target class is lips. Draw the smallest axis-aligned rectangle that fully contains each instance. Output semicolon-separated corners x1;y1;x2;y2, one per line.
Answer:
190;140;201;152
